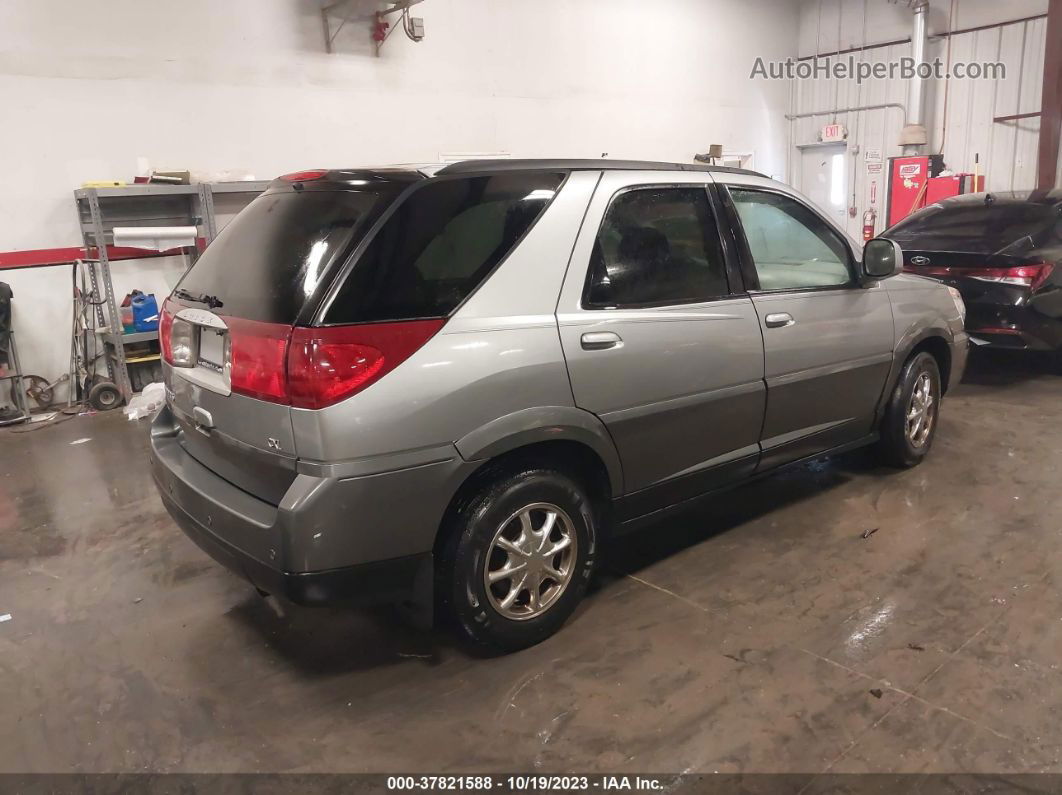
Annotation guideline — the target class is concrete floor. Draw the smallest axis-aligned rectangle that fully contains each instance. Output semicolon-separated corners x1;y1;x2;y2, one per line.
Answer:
2;349;1062;776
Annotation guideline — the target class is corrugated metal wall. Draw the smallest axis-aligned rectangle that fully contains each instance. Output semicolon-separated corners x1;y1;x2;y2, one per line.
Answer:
935;17;1046;191
788;15;1047;239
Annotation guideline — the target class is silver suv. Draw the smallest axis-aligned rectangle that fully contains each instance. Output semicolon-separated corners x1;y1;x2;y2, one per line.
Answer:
150;160;968;652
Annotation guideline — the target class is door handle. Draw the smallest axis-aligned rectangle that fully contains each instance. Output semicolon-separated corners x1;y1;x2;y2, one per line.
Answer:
764;313;795;329
581;331;623;350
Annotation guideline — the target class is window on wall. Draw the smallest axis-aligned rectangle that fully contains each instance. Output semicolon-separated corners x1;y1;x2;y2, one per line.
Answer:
830;153;845;207
584;186;730;308
729;188;852;291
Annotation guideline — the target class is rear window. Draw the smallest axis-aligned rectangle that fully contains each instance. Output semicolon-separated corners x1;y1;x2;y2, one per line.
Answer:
887;202;1062;255
585;186;730;308
177;189;394;323
323;172;565;324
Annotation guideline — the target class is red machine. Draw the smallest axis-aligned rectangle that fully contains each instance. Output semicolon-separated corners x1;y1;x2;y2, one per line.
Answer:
925;173;985;204
886;154;943;226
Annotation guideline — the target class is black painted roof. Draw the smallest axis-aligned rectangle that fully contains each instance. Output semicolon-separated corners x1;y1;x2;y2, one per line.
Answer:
270;159;769;191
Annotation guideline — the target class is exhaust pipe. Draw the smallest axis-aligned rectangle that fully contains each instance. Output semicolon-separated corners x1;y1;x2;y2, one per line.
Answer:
900;0;930;154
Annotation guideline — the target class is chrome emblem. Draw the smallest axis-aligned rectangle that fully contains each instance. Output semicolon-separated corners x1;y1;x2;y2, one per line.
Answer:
267;438;282;451
911;256;931;265
175;307;228;330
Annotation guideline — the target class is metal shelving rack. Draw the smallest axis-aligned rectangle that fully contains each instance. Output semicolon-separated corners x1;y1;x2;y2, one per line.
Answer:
73;181;269;402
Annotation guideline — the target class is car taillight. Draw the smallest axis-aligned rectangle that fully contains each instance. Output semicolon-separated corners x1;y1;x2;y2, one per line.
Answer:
227;318;292;402
287;319;446;410
160;299;176;364
161;299;203;368
218;317;444;407
279;169;328;182
965;263;1054;290
169;318;198;367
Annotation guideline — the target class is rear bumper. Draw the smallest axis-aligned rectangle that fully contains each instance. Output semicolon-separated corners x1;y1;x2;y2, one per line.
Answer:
150;404;467;606
156;479;429;605
964;302;1062;351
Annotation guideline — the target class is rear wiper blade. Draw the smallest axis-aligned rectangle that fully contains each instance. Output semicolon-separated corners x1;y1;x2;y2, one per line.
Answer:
174;288;224;309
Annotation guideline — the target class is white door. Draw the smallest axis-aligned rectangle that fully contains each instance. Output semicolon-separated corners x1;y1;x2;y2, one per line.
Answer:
800;144;847;227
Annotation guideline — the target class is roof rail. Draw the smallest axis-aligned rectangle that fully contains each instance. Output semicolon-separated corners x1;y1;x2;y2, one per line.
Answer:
434;158;767;178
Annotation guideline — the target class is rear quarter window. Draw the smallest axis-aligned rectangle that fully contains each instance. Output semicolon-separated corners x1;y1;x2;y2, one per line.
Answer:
324;172;566;324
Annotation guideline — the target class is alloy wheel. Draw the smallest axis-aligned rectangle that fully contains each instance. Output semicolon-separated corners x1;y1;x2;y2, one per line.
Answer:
906;371;936;448
484;502;578;621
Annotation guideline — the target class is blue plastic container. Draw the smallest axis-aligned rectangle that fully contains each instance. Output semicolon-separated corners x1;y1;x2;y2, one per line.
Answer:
131;293;160;332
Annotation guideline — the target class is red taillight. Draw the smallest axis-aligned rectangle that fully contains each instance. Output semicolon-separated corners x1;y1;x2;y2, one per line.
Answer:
279;169;328;182
905;262;1054;290
227;318;292;402
972;263;1055;289
1004;263;1054;290
160;299;175;364
195;314;443;408
904;262;1053;290
287;319;445;410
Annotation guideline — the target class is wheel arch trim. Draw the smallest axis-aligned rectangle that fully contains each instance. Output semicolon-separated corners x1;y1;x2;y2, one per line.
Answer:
898;326;954;384
876;326;954;421
454;406;624;496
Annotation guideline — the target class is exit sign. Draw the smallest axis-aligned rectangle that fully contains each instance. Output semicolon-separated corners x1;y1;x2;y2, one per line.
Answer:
821;123;847;143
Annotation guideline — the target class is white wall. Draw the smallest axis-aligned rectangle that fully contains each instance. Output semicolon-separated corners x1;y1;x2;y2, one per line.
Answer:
0;0;799;397
791;0;1049;240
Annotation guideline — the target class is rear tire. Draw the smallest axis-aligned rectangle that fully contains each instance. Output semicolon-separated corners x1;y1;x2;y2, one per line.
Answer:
876;351;941;468
437;468;598;654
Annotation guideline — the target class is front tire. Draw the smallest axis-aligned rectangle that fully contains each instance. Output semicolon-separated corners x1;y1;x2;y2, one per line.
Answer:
438;468;598;653
876;351;942;467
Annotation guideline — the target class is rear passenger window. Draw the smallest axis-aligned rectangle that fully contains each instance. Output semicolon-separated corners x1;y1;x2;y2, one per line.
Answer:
325;172;564;323
729;189;853;291
584;187;729;308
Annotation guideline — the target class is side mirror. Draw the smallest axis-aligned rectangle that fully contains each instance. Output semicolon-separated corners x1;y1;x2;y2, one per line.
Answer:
860;238;904;285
